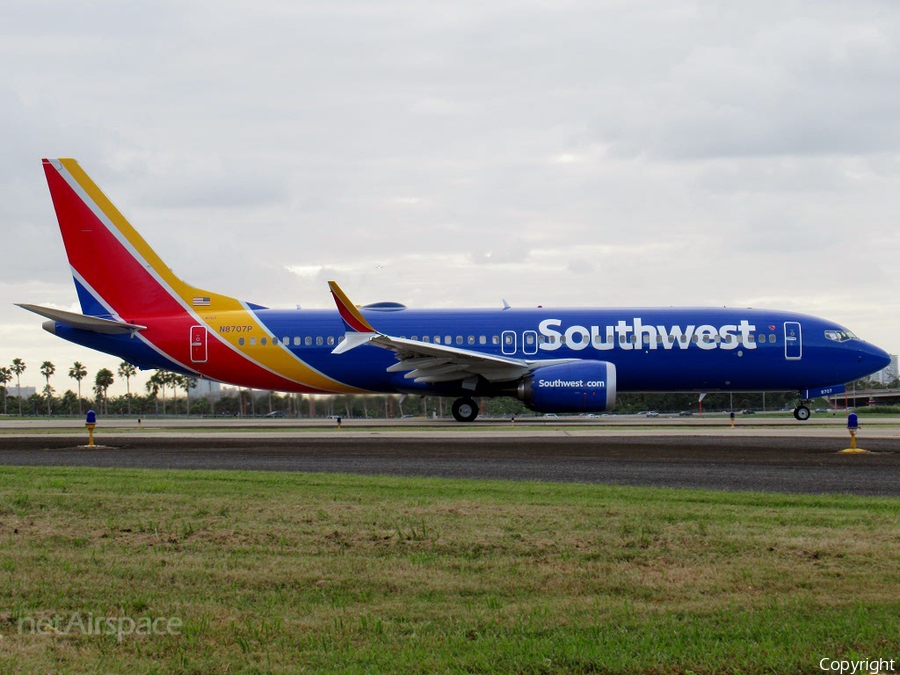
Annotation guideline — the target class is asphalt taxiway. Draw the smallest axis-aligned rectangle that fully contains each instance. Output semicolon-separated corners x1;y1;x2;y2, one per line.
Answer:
0;418;897;496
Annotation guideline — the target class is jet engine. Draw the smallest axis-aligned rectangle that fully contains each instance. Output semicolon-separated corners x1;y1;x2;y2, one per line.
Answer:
517;361;617;413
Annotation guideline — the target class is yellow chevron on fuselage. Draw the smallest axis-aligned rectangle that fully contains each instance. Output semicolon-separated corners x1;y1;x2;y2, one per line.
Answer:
192;307;365;393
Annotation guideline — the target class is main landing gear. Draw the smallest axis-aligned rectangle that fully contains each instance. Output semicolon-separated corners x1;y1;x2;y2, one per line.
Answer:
452;397;479;422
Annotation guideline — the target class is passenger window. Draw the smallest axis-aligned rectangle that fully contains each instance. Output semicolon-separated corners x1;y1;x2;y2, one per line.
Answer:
327;336;335;346
748;334;755;343
423;336;431;343
467;336;475;345
445;335;452;344
294;337;301;346
769;334;776;343
316;336;323;346
456;336;463;345
479;336;486;345
250;337;257;346
261;337;267;346
525;334;534;345
239;337;245;346
492;336;500;345
305;337;312;346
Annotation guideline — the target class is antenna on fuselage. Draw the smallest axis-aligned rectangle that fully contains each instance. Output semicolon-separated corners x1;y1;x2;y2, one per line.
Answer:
502;299;511;310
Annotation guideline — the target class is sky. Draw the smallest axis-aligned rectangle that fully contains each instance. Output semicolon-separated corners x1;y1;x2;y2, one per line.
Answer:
2;0;900;397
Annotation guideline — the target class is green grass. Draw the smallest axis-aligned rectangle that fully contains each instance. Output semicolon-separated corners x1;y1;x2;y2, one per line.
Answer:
0;466;898;674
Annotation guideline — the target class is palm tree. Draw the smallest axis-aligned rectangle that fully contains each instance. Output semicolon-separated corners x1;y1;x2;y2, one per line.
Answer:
162;371;180;414
118;362;137;415
40;361;56;416
68;362;88;413
61;390;79;415
0;366;11;415
94;368;114;415
147;371;166;415
10;358;25;416
179;376;197;416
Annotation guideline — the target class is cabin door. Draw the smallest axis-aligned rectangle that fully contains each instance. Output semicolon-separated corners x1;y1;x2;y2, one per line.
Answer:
190;325;208;363
784;322;802;360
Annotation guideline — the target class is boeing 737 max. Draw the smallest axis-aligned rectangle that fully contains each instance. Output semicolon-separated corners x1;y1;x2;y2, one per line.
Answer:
19;158;891;421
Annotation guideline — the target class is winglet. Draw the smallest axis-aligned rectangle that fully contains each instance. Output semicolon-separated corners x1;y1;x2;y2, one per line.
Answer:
328;281;376;333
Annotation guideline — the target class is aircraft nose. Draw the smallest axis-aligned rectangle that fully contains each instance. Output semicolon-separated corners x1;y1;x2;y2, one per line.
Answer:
859;342;891;372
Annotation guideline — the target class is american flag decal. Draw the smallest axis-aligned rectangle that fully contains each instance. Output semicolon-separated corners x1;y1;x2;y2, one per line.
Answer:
193;297;211;307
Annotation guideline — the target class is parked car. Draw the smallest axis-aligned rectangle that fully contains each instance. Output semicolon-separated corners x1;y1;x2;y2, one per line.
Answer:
645;411;660;417
264;410;286;418
678;411;693;417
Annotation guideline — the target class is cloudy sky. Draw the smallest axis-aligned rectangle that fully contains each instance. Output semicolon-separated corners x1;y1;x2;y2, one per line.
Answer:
2;0;899;396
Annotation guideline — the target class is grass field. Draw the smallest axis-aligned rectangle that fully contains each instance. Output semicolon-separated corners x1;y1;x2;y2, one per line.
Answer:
0;466;898;674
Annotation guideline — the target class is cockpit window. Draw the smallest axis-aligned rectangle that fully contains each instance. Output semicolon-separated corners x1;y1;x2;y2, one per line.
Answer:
824;329;857;343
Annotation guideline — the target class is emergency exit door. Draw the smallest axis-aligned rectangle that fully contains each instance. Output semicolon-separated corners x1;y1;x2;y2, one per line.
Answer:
190;325;208;363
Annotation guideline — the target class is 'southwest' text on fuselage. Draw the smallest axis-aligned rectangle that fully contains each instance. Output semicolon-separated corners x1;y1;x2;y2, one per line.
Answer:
538;318;757;352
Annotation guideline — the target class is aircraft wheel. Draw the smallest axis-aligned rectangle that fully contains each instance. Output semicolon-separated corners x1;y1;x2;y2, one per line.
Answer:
452;398;479;422
793;405;811;421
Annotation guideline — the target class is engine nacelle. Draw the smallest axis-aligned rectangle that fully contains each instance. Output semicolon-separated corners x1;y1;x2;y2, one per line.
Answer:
518;361;617;413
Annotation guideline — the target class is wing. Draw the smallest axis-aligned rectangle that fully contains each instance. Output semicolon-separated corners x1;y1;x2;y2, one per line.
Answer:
327;281;573;389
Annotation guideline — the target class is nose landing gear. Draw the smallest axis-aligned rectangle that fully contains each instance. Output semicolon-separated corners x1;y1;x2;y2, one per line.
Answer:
793;405;811;421
793;401;811;421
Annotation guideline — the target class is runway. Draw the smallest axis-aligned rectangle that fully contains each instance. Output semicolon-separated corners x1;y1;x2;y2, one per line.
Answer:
0;419;897;496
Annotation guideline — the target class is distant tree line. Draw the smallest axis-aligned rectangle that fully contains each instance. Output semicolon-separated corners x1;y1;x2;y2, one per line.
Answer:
0;357;896;418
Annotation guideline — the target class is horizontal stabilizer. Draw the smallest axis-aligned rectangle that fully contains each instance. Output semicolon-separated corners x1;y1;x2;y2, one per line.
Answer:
16;304;146;335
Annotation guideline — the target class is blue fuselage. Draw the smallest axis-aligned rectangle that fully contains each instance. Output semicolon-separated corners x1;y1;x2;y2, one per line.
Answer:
52;305;890;398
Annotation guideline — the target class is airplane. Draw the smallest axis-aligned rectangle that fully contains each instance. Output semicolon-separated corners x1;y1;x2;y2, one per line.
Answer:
18;158;891;422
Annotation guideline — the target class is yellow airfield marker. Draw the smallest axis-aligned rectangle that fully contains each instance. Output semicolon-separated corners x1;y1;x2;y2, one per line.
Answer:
85;410;96;447
839;412;871;454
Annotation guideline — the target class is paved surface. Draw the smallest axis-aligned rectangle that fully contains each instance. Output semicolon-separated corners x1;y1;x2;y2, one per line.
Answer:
0;431;897;496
